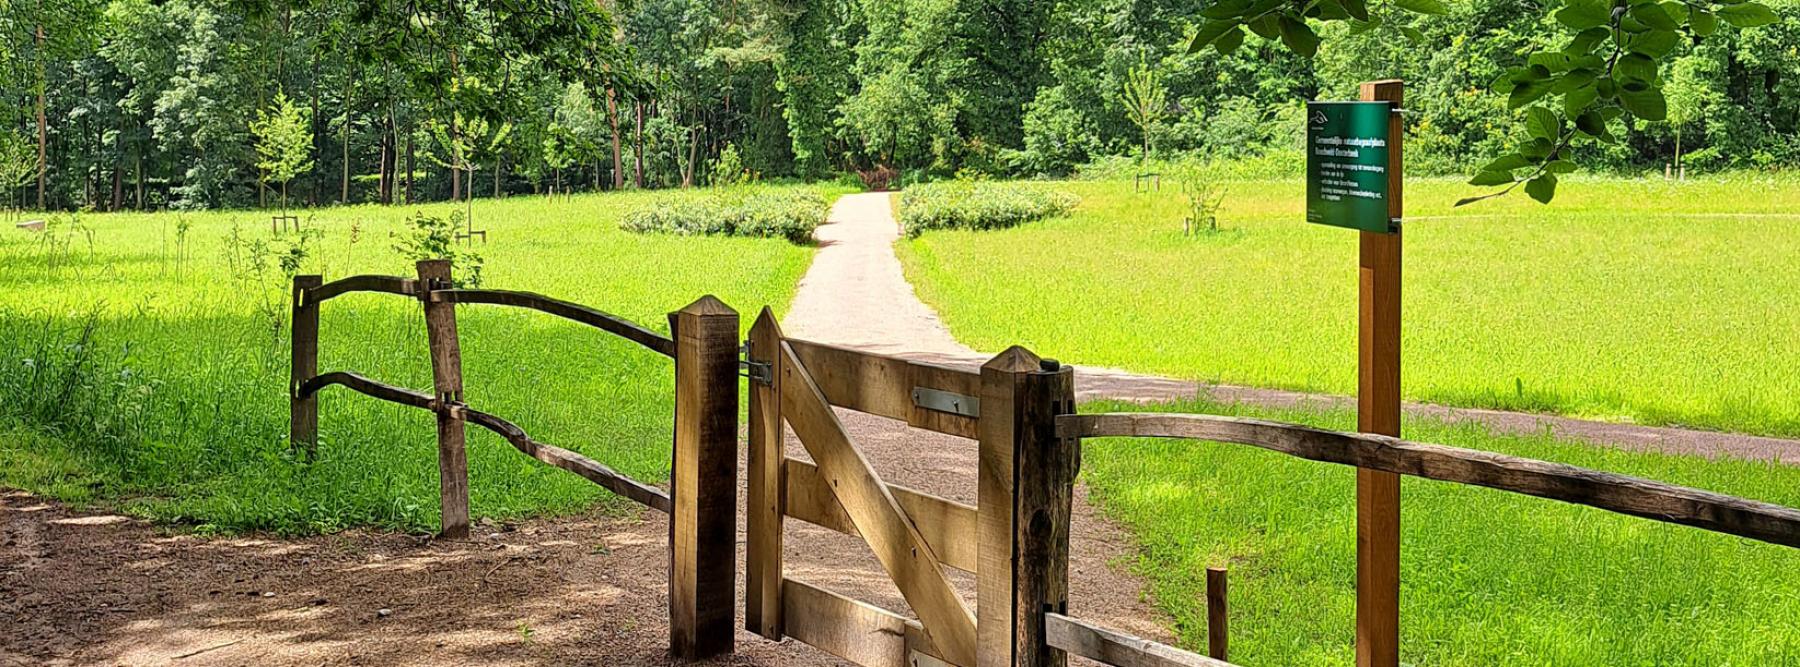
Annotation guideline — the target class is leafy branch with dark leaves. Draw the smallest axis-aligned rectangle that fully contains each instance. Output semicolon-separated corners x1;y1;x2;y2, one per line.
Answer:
1187;0;1782;204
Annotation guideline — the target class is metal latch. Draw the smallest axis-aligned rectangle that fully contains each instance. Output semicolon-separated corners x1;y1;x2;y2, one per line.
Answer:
740;341;773;385
912;387;980;418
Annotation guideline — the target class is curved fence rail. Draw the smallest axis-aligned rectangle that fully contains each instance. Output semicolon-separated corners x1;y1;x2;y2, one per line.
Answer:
297;371;671;513
434;288;676;357
304;274;419;304
1058;412;1800;548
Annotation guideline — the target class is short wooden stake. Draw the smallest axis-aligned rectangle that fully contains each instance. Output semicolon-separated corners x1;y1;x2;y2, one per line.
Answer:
290;274;322;459
416;259;470;540
668;295;739;659
745;307;785;640
1356;78;1404;667
979;347;1077;667
1206;566;1229;662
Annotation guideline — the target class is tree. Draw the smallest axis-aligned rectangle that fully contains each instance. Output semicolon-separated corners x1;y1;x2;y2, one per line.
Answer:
251;91;314;215
0;132;35;216
1663;55;1723;177
1119;55;1167;163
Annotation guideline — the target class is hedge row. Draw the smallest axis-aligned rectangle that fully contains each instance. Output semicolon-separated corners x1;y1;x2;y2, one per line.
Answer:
897;181;1078;237
621;189;828;244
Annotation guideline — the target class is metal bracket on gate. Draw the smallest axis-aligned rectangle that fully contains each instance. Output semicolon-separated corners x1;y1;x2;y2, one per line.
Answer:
912;387;980;418
739;341;773;385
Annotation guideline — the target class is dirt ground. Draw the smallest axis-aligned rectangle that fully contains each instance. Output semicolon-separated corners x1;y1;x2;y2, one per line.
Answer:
1;405;1169;667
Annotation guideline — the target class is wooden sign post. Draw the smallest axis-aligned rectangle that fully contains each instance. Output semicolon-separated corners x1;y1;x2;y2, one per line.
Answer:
1354;79;1403;667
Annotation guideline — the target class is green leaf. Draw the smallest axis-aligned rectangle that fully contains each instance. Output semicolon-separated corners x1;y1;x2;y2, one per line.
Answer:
1528;52;1573;72
1563;27;1612;56
1249;15;1283;39
1348;17;1384;34
1690;8;1719;35
1202;0;1253;19
1545;159;1578;174
1616;53;1659;84
1189;19;1241;52
1630;2;1679;29
1491;70;1519;93
1401;26;1427;43
1555;0;1613;29
1278;15;1321;57
1520;137;1556;159
1393;0;1451;15
1628;29;1680;58
1455;191;1510;207
1526;106;1560;139
1575;109;1608;135
1554;69;1598;93
1312;0;1353;20
1215;26;1247;54
1525;173;1559;203
1718;2;1780;27
1563;84;1600;115
1344;0;1372;21
1619;85;1668;120
1508;79;1555;109
1482;153;1534;171
1469;170;1517;186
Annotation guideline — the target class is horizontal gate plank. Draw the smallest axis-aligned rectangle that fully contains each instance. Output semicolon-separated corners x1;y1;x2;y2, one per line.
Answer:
787;338;980;438
1044;613;1236;667
784;459;978;573
782;578;955;667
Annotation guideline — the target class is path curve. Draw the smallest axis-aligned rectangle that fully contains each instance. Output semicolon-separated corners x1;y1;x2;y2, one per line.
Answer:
788;192;1800;462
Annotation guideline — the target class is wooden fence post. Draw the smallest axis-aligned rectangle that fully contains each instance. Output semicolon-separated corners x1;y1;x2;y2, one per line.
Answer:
1206;566;1229;662
290;274;322;459
979;346;1077;667
416;259;470;540
746;307;785;640
669;295;739;659
1356;78;1405;667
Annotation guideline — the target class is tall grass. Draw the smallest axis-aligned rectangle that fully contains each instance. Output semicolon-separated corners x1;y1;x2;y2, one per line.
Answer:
899;174;1800;437
0;186;838;534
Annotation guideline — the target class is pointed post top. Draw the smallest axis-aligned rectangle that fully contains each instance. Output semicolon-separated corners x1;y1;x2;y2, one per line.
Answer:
677;294;737;318
981;345;1041;374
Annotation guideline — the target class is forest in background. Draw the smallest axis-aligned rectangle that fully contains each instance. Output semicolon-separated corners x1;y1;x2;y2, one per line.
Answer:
1;0;1796;212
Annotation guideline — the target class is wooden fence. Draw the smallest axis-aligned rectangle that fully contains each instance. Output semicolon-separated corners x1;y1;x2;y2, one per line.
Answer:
290;271;1800;667
288;260;737;659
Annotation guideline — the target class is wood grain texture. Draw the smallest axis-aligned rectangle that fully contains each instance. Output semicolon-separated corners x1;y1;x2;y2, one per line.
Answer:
289;274;322;459
787;338;981;438
784;458;979;573
1206;567;1228;662
416;260;470;540
1012;361;1076;667
304;274;417;304
1357;78;1404;667
435;287;675;357
781;578;954;667
1059;413;1800;548
747;307;786;639
976;346;1039;667
1044;613;1237;667
781;340;978;666
668;296;738;659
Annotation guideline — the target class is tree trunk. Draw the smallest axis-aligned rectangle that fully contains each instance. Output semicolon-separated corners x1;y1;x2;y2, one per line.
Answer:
492;150;502;198
633;101;644;189
135;152;144;210
310;48;321;207
36;21;47;210
405;121;414;205
342;61;353;204
609;88;623;190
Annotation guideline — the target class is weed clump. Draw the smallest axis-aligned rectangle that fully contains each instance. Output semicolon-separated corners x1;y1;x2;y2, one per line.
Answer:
619;188;827;244
897;181;1078;237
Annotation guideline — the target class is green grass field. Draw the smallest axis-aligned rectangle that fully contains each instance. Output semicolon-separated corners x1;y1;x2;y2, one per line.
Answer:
898;175;1800;437
1080;399;1800;665
0;186;834;534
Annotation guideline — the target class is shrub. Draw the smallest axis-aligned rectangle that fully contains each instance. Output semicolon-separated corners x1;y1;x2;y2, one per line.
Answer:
620;189;827;244
897;181;1079;237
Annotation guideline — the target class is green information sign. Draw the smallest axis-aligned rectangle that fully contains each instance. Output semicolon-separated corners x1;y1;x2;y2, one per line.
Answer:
1306;101;1395;233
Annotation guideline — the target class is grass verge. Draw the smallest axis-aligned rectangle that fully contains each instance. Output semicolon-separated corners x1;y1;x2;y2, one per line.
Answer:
0;185;842;534
1081;396;1800;665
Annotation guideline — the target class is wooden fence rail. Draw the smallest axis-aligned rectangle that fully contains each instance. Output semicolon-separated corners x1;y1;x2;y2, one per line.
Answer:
289;265;733;659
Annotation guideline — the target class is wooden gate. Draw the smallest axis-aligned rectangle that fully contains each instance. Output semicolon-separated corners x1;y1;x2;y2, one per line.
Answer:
742;310;1078;667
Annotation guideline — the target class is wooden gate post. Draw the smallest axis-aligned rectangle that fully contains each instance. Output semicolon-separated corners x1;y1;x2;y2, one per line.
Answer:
290;274;323;459
745;307;785;640
1356;78;1404;667
669;295;739;659
416;260;470;540
979;346;1078;667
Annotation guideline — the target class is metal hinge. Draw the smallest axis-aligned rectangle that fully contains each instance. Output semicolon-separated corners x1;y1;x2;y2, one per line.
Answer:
740;341;773;385
912;387;980;418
